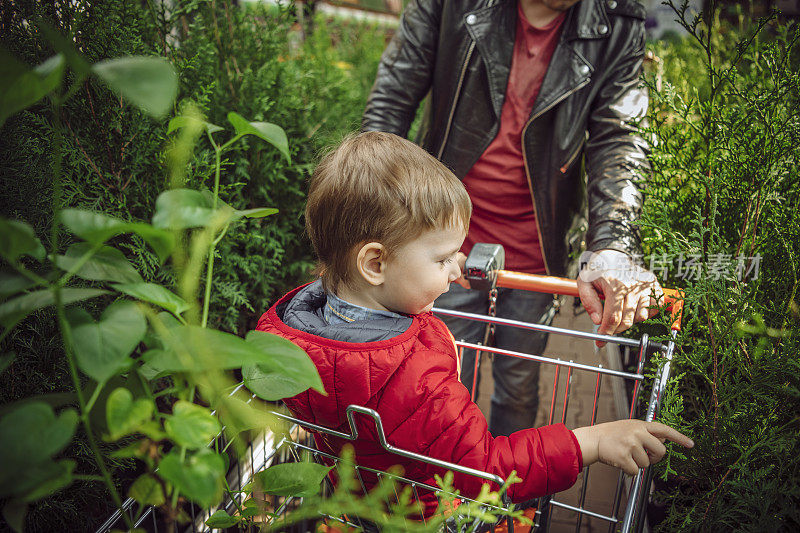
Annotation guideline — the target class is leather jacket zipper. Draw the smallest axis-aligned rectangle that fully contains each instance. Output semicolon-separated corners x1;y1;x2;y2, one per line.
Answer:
521;79;591;274
437;41;475;159
437;1;497;159
560;134;586;173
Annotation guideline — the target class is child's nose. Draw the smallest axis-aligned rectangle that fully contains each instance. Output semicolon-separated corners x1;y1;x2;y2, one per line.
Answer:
449;261;462;281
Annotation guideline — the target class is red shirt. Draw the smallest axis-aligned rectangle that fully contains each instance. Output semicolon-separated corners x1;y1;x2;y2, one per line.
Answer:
461;5;566;273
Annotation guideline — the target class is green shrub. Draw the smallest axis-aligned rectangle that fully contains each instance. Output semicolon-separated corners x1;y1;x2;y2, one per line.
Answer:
640;4;800;530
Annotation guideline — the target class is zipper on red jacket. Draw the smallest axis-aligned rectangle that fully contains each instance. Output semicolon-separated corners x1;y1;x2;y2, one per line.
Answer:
521;79;591;275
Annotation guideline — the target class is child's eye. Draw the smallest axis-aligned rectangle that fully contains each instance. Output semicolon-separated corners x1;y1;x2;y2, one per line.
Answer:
439;257;454;265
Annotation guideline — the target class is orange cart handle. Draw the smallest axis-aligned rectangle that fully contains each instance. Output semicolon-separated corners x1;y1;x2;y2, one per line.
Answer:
495;270;685;331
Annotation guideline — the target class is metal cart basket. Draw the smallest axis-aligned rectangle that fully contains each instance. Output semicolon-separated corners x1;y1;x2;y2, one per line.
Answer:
98;269;683;533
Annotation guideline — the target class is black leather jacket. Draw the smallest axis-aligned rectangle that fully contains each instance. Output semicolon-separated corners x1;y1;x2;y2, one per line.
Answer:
363;0;651;276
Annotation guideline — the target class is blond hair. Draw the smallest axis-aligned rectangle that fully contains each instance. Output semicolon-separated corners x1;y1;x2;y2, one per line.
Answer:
306;131;471;293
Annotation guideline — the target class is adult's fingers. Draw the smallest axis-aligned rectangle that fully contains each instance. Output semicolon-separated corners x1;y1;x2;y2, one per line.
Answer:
598;280;623;337
646;422;694;448
577;277;604;326
614;290;638;334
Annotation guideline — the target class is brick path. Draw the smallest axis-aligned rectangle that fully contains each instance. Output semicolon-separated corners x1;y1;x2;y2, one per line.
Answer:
473;298;632;532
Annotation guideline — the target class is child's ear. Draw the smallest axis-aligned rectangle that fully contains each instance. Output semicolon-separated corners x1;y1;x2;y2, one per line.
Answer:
356;242;386;286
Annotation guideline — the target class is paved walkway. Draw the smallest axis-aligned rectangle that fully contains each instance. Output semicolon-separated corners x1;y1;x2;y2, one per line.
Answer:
473;298;632;532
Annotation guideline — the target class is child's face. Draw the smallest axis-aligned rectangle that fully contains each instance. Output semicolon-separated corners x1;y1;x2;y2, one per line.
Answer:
379;225;466;315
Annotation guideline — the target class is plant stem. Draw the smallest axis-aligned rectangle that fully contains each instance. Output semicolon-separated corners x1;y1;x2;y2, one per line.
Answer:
201;146;223;328
50;101;134;531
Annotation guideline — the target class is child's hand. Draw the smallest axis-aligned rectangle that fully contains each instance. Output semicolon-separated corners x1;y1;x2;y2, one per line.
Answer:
572;420;694;475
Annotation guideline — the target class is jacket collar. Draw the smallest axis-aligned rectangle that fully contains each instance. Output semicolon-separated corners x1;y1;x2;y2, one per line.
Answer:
466;0;610;120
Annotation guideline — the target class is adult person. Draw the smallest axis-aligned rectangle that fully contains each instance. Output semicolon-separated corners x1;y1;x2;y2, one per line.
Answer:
362;0;661;436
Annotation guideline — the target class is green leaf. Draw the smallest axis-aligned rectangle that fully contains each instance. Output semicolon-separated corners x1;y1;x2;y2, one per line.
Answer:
0;50;65;127
158;449;225;507
227;112;290;163
0;288;108;329
35;20;91;78
59;209;174;262
213;394;275;433
0;403;77;494
91;57;177;119
2;499;27;533
205;509;239;528
237;207;278;219
0;217;46;263
55;243;143;284
167;115;223;135
112;282;189;316
68;300;146;383
145;326;304;372
151;189;216;230
241;498;260;518
18;460;75;502
0;352;14;375
109;440;145;460
128;474;165;506
0;271;37;300
105;388;154;441
256;462;331;497
164;401;221;449
243;330;324;401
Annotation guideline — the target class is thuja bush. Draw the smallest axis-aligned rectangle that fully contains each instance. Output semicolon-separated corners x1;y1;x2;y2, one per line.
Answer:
639;3;800;530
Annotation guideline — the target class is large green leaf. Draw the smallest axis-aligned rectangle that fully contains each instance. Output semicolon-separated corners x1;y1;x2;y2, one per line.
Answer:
227;112;290;163
0;51;65;127
0;353;14;375
0;217;46;263
16;460;75;502
255;462;331;497
0;272;37;301
112;282;189;316
0;403;77;468
151;189;217;230
0;403;77;499
158;449;225;507
105;388;154;441
145;326;305;372
242;330;324;401
58;209;174;262
55;243;143;284
68;300;146;383
0;288;108;329
128;474;165;506
92;57;177;119
164;401;221;449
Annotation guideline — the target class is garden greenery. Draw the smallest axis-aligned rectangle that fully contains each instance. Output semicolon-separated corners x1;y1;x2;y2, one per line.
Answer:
638;2;800;530
1;0;799;532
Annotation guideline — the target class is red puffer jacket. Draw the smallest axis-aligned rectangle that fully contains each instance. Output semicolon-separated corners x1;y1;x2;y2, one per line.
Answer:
256;285;582;515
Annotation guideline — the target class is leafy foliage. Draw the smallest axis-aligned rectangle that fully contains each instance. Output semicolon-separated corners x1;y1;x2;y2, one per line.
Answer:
638;3;800;530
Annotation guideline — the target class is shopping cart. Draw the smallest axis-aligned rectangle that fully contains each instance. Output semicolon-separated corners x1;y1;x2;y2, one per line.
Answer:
97;248;683;533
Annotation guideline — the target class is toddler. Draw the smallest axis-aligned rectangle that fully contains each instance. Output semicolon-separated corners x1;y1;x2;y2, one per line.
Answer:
255;131;692;515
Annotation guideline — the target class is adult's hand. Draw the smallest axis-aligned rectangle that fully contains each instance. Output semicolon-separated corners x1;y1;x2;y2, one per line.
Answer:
577;249;662;346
